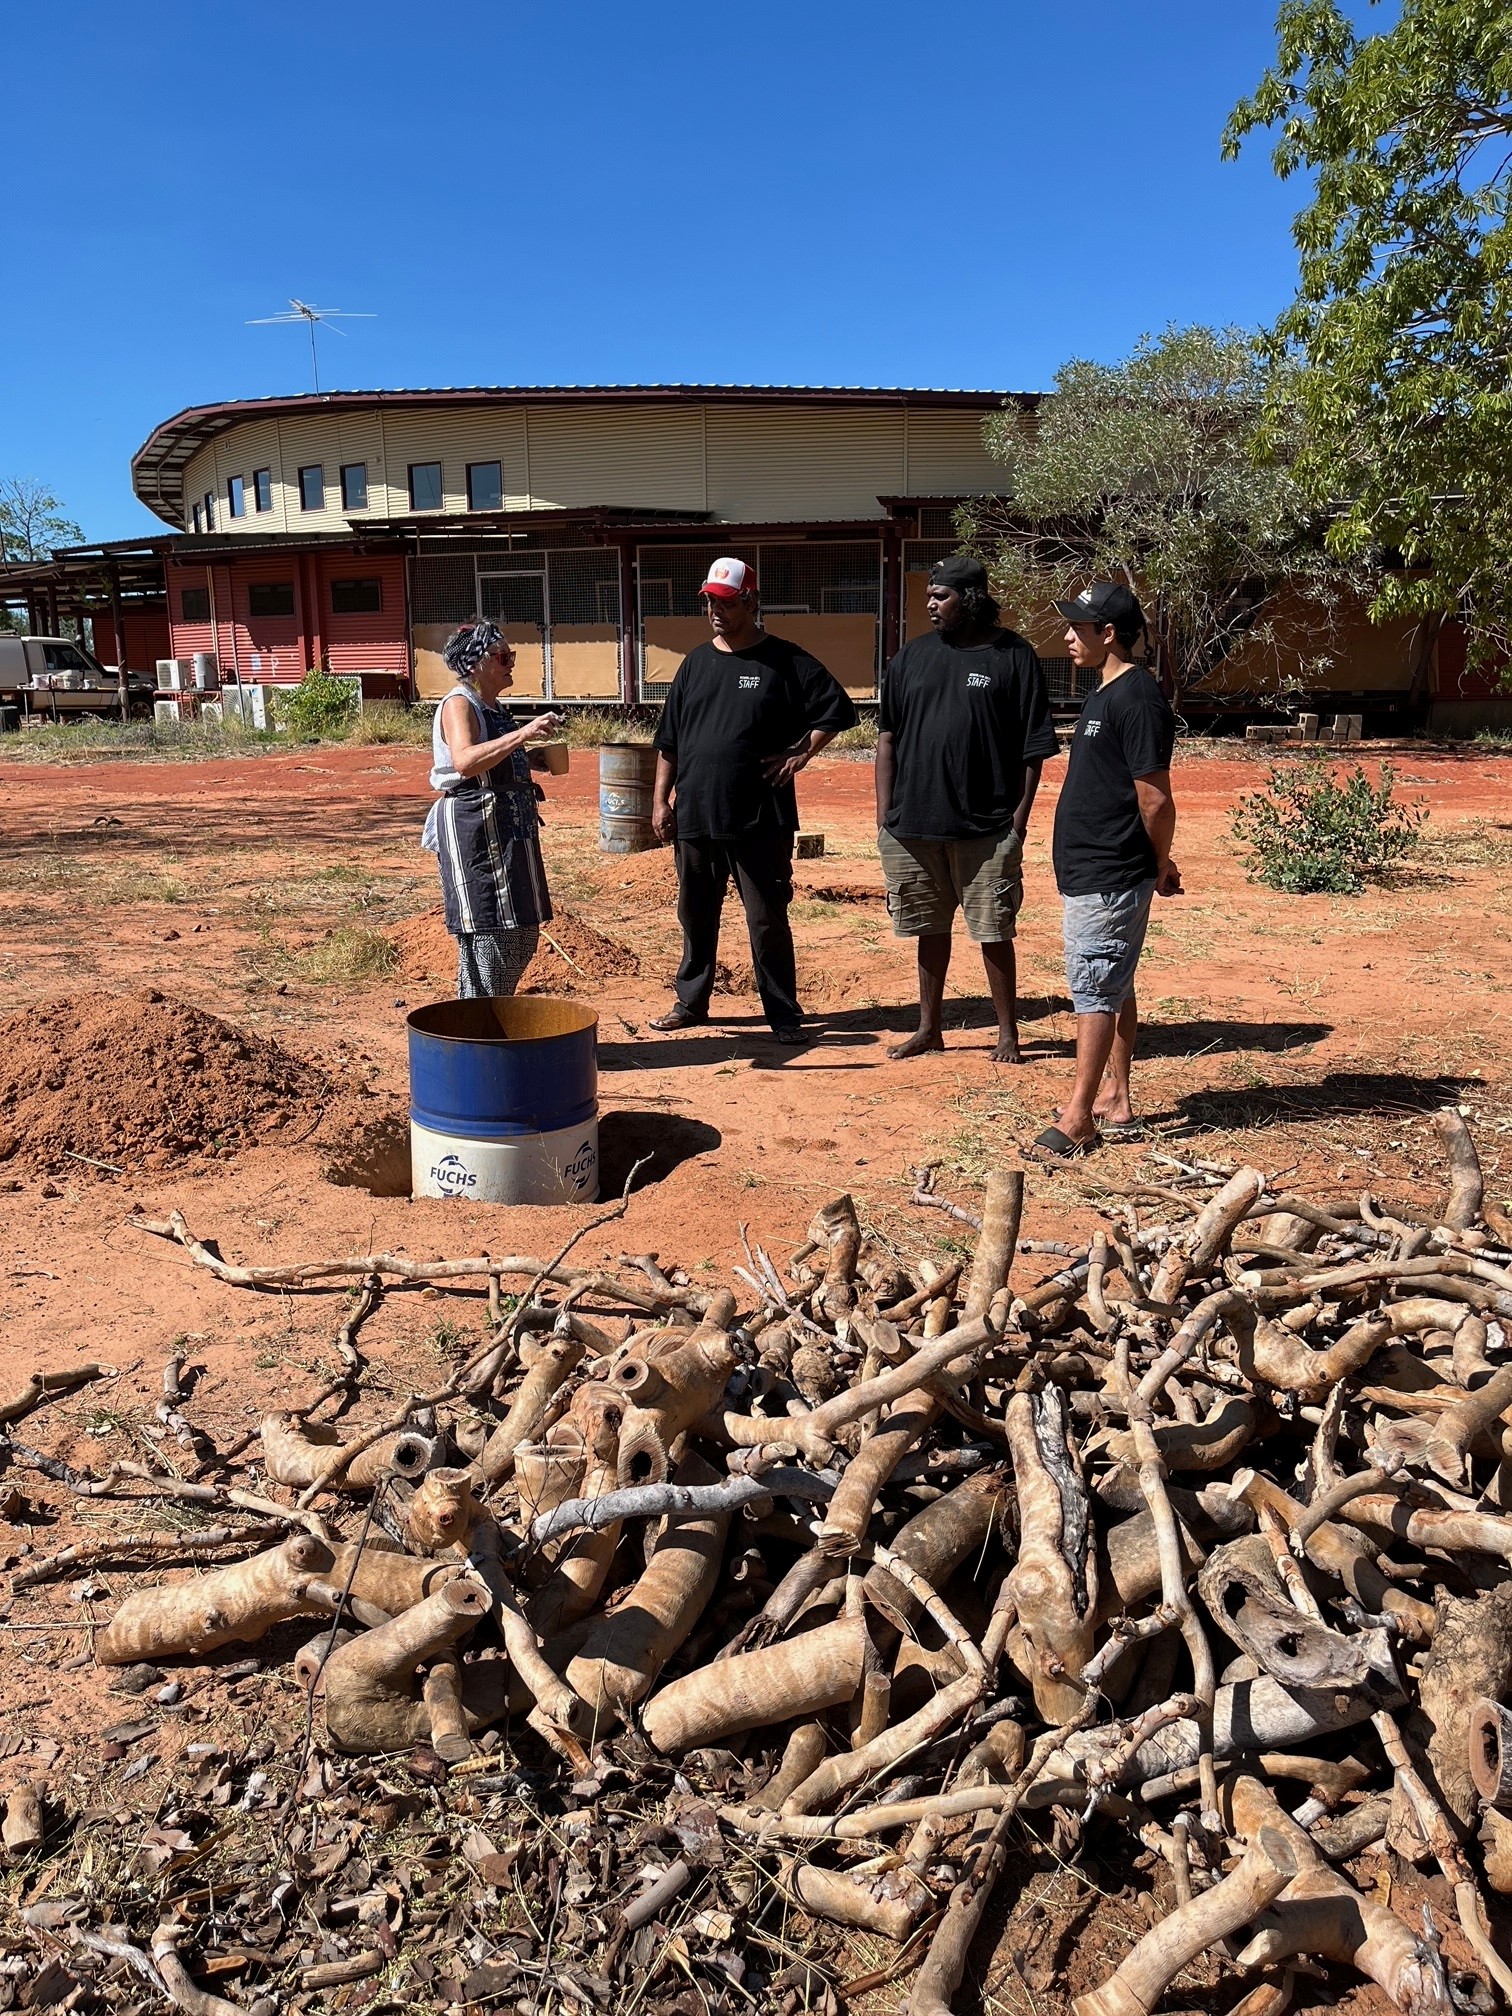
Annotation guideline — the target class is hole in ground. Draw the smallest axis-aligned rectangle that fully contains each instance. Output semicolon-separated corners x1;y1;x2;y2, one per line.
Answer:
324;1111;411;1198
599;1109;722;1193
324;1106;722;1200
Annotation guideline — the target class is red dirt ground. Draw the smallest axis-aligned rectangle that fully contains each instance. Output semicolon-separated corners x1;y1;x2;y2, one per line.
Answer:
0;734;1507;2008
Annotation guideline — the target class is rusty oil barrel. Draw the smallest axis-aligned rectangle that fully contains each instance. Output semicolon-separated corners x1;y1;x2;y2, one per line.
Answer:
598;741;660;854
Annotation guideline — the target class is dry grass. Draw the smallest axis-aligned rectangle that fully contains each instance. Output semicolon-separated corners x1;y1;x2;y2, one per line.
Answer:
296;924;399;984
348;701;432;747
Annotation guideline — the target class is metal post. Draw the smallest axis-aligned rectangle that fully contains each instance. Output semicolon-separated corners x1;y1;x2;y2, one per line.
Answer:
109;565;129;722
881;522;903;671
616;537;638;706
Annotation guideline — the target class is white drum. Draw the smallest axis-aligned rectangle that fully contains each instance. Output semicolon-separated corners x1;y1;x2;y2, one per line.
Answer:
410;1116;599;1205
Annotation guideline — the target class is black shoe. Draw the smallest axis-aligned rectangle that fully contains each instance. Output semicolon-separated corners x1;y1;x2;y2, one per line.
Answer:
771;1024;811;1047
649;1004;707;1032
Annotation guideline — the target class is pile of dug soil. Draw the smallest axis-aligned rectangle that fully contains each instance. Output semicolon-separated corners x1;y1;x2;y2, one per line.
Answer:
594;847;678;904
387;908;640;996
0;990;328;1174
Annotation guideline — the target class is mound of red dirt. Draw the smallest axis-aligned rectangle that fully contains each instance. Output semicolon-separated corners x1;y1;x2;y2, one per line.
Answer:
387;908;640;996
0;990;328;1174
594;847;679;903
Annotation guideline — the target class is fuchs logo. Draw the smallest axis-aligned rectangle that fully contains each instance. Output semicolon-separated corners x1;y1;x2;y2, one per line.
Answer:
738;674;761;690
430;1153;477;1196
563;1140;597;1188
966;672;991;689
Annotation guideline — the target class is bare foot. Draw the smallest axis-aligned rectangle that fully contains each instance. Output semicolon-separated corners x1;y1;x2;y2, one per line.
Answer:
888;1029;945;1060
991;1032;1022;1064
1092;1102;1135;1126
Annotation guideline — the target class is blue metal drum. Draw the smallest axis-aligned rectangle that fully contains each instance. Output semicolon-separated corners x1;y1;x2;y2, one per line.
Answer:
407;996;599;1204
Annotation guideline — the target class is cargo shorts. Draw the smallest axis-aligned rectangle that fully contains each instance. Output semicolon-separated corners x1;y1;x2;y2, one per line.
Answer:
878;825;1024;943
1061;879;1156;1015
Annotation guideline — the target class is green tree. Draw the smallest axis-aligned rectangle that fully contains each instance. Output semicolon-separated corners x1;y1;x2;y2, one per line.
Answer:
1225;0;1512;664
960;324;1356;703
0;476;83;563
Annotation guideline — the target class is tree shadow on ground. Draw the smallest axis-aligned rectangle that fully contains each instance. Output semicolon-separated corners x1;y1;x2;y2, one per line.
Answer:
1160;1069;1473;1136
599;1109;721;1192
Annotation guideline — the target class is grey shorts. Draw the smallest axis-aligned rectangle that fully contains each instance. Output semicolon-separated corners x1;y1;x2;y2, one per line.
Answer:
878;826;1023;943
1062;881;1156;1014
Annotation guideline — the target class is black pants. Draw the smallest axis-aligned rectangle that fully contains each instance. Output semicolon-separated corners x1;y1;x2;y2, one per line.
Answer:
674;831;802;1030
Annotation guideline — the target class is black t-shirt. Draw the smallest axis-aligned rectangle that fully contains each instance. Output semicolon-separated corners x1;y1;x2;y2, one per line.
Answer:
1051;667;1176;895
878;629;1059;840
653;633;857;840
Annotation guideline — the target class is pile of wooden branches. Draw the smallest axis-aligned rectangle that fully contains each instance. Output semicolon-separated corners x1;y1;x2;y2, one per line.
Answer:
7;1109;1512;2016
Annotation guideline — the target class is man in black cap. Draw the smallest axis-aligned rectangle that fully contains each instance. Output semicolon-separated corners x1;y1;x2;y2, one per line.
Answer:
1031;581;1180;1160
875;557;1058;1061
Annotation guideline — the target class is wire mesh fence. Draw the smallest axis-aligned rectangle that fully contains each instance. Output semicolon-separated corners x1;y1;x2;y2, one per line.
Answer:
635;541;884;698
408;549;622;701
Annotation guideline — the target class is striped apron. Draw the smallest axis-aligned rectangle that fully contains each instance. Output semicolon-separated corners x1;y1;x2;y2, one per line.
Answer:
422;689;553;935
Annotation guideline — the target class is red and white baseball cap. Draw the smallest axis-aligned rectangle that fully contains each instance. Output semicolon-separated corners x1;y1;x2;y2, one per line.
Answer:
700;556;756;600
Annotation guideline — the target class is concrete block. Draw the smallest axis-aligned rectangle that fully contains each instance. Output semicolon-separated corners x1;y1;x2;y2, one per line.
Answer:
1297;713;1320;741
795;833;825;859
1245;724;1286;743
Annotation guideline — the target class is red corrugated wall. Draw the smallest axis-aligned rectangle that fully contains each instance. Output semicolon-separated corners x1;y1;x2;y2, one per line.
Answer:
167;550;409;694
319;554;409;679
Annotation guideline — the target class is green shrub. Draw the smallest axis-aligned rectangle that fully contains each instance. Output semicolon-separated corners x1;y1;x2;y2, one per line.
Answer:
1232;758;1425;893
276;667;360;740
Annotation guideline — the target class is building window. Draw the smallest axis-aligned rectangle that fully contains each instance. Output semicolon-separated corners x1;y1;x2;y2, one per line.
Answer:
227;474;246;519
191;504;202;535
248;582;296;618
331;576;382;614
408;462;443;512
298;465;325;512
341;462;368;511
181;586;210;622
253;468;273;512
203;491;216;531
467;461;502;512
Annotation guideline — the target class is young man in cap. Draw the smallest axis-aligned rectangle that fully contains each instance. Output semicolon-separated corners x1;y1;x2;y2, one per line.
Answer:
650;558;856;1045
1032;581;1180;1160
875;556;1058;1061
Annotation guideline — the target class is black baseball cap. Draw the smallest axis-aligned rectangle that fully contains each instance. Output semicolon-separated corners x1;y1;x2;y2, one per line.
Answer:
929;555;990;594
1054;581;1145;630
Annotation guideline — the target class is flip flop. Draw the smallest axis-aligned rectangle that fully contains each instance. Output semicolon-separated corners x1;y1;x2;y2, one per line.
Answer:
1098;1119;1147;1140
1027;1125;1097;1163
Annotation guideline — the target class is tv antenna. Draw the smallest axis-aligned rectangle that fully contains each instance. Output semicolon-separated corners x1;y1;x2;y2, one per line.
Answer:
246;298;375;393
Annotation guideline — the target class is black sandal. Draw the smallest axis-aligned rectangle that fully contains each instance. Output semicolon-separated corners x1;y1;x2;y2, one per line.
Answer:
649;1004;706;1032
1026;1125;1097;1163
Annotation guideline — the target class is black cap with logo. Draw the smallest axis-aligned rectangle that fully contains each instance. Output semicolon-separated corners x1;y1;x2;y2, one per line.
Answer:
1053;581;1144;630
928;555;991;594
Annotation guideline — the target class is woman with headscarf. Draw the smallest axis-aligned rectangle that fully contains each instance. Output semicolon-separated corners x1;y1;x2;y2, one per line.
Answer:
421;618;562;998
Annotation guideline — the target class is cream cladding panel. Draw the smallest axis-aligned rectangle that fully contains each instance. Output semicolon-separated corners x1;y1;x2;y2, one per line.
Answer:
524;403;706;512
904;407;1011;496
198;419;290;532
704;406;905;522
379;407;530;513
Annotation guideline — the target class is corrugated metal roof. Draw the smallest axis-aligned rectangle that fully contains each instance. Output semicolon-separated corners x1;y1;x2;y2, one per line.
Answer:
133;384;1032;528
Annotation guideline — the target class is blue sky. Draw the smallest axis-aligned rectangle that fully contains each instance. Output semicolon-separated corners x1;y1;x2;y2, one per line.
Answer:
6;1;1311;541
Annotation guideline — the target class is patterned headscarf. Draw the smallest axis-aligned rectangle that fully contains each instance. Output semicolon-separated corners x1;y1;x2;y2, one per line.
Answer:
442;618;506;680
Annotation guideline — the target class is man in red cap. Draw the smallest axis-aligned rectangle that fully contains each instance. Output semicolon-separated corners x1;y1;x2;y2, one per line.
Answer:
650;558;856;1045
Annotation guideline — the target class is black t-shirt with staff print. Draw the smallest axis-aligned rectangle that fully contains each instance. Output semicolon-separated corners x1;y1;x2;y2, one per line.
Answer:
1052;666;1176;895
653;633;857;841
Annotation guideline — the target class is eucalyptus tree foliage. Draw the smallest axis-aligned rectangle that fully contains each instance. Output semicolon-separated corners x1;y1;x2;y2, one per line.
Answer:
960;325;1360;704
1225;0;1512;666
0;477;82;565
